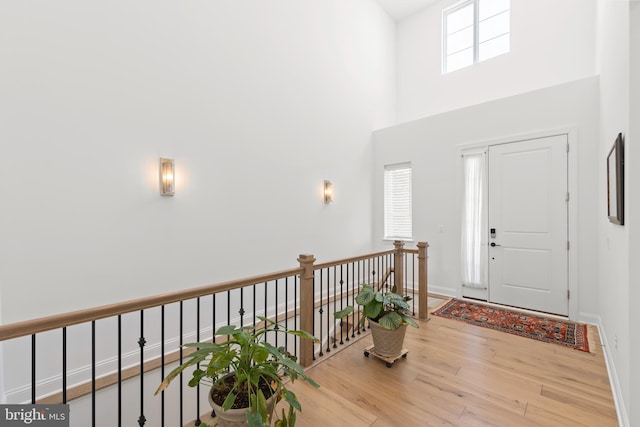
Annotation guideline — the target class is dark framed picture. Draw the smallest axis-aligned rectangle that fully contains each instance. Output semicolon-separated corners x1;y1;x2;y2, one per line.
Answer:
607;133;624;225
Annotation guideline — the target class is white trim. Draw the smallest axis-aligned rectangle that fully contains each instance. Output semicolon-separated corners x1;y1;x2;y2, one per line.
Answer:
582;313;629;427
456;126;579;320
429;284;457;298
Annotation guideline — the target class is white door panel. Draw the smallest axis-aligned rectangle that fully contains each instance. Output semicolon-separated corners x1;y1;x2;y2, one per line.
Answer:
488;135;568;315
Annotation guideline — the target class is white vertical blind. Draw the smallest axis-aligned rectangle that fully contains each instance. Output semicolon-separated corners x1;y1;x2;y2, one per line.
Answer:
461;153;487;288
384;163;412;240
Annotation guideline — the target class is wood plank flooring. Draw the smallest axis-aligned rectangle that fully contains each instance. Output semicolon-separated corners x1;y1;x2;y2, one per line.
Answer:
194;297;618;427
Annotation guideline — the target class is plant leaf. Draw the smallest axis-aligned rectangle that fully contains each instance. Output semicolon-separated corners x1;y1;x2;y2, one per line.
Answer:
403;315;419;328
282;389;301;412
378;311;402;330
333;307;354;319
222;392;237;411
363;300;382;319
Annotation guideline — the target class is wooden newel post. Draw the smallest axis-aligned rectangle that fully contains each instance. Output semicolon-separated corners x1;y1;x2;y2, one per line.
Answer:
298;254;316;367
393;240;405;293
417;242;429;320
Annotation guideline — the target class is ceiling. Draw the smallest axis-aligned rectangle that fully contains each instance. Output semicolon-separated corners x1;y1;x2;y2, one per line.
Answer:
374;0;440;21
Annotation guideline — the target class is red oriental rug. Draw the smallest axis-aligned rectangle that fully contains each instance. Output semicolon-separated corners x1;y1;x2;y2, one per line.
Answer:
432;299;590;352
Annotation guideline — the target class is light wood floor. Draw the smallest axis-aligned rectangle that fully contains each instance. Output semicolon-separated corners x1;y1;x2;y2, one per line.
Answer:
198;297;618;426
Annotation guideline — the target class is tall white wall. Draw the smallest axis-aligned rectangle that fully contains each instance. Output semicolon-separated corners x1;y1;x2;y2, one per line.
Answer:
396;0;597;122
0;0;396;324
373;77;600;318
629;3;640;424
596;0;631;424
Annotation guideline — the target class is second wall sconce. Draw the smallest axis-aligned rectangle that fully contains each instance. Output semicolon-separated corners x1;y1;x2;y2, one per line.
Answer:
160;158;175;196
324;180;333;204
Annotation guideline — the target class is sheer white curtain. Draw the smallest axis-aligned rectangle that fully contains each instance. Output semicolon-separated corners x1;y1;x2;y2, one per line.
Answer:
461;152;487;288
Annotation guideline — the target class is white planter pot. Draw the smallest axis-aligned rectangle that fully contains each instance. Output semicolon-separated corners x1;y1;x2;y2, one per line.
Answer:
208;382;278;427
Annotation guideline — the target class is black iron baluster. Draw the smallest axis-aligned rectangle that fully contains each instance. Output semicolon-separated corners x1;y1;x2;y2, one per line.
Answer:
284;278;289;351
312;273;316;361
263;282;268;332
294;276;298;359
138;311;146;427
253;283;257;334
333;267;337;349
239;288;245;328
179;301;184;426
275;280;279;350
62;327;67;404
118;315;122;427
160;307;165;427
227;290;232;327
31;334;36;404
325;269;330;353
357;261;362;334
212;294;216;342
318;270;324;356
211;294;216;419
339;265;344;345
412;252;416;315
92;321;96;427
351;262;356;339
195;298;201;426
345;263;350;342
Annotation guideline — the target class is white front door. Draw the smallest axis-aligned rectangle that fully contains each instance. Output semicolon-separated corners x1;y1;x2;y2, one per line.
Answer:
488;135;568;315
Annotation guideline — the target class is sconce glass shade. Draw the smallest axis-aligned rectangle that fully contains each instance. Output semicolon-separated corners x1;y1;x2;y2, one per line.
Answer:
160;158;175;196
324;180;333;203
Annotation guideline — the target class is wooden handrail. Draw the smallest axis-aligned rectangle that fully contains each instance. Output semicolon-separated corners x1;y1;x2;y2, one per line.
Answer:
0;267;304;341
313;249;395;270
0;245;428;342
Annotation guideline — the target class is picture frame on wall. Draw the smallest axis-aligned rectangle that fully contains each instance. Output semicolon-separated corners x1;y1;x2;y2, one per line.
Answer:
607;132;624;225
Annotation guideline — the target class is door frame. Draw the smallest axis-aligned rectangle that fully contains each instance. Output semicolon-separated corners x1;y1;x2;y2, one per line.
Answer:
457;127;578;320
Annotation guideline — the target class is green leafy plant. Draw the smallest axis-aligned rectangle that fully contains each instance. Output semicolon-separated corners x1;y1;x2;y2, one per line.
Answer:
155;317;319;427
334;284;419;330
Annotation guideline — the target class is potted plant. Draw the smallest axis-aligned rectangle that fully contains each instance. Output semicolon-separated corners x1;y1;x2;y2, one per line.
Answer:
334;284;418;358
155;317;319;427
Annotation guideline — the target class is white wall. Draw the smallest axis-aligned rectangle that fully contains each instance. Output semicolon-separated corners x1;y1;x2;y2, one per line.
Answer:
629;3;640;424
596;0;631;424
396;0;597;123
0;0;396;324
373;77;600;318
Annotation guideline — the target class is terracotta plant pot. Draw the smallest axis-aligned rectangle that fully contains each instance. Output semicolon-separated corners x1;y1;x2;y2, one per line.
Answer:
369;320;408;358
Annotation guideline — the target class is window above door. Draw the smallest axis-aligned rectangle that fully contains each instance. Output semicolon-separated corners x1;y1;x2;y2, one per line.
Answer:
442;0;510;73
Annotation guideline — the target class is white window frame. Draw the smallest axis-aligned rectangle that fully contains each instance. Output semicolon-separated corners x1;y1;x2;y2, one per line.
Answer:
442;0;510;74
383;162;413;241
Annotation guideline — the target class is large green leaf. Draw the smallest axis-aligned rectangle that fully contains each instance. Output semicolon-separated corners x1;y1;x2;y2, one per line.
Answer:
363;300;382;319
333;307;354;319
378;311;402;330
402;315;419;329
216;324;241;336
355;286;375;305
252;346;269;364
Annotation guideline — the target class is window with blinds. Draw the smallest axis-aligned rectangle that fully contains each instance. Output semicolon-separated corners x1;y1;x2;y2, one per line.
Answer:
384;162;412;240
443;0;510;73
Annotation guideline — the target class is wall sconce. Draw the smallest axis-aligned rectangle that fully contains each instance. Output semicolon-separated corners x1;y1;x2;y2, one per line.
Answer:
160;158;175;196
324;180;333;204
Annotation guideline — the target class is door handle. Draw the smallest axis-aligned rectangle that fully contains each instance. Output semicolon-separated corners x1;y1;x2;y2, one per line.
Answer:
490;242;501;247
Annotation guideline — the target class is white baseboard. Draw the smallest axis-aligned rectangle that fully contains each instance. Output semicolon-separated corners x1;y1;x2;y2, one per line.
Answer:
428;285;457;298
580;312;629;427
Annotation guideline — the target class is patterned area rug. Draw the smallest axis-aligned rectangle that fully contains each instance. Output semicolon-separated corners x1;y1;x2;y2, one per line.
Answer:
432;299;590;352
